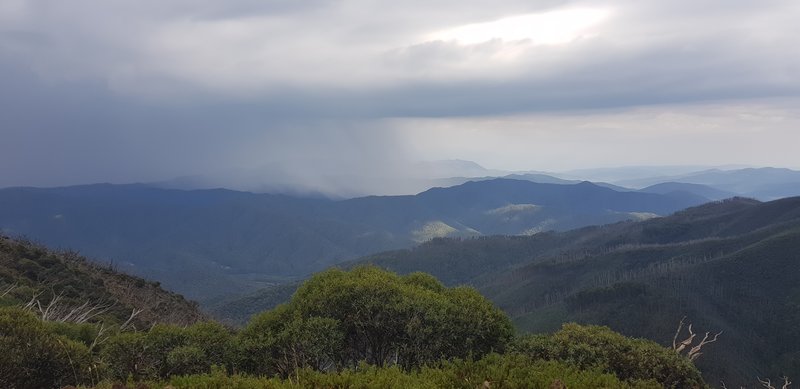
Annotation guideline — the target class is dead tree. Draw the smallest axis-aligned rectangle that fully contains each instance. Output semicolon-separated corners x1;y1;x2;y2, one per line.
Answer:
23;291;113;323
672;317;722;361
758;376;791;389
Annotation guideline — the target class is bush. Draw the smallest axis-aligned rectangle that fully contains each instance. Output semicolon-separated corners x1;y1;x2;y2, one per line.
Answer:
101;332;149;380
512;323;706;388
166;345;207;376
288;265;514;370
238;304;342;376
44;320;103;348
0;307;92;389
103;321;237;380
143;324;189;378
184;321;235;372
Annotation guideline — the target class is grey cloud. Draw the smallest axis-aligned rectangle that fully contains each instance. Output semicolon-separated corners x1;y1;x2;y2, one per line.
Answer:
1;0;799;192
4;0;798;111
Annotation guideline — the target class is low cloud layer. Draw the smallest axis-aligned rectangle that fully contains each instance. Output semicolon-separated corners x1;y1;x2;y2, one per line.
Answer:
1;0;799;193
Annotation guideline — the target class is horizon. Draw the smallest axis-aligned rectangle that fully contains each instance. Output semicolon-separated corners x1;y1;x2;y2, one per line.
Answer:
1;161;799;200
2;1;800;193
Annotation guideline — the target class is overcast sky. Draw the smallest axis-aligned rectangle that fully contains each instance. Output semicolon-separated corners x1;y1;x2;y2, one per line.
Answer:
1;0;799;192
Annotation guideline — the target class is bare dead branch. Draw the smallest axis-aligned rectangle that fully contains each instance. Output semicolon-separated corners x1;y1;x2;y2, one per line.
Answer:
757;376;792;389
687;330;722;361
119;307;143;332
672;316;686;350
672;317;721;362
23;290;44;310
674;322;696;354
22;290;114;323
0;282;17;298
759;377;775;389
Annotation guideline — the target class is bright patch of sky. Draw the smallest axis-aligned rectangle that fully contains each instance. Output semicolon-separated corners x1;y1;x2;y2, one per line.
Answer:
426;8;610;45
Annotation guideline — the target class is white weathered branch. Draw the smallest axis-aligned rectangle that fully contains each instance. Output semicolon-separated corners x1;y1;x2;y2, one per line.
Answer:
119;307;143;332
23;290;114;323
672;317;721;362
759;377;775;389
687;330;722;361
758;376;790;389
0;282;17;298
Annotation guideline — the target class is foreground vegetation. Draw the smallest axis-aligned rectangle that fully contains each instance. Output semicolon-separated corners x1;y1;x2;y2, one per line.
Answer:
1;264;706;388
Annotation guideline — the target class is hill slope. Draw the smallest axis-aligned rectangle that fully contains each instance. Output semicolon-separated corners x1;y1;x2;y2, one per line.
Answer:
0;235;204;327
0;179;705;302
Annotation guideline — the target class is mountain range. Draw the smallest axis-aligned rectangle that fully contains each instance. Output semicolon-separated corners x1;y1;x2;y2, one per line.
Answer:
153;162;800;201
3;165;800;385
613;167;800;199
0;179;705;302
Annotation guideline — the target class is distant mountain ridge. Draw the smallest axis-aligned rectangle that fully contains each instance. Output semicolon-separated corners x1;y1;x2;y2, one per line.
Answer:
149;162;800;201
0;179;705;302
614;167;800;199
152;159;512;198
638;182;736;200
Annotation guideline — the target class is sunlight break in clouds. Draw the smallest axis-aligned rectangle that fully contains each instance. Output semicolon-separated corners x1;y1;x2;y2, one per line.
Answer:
426;8;611;46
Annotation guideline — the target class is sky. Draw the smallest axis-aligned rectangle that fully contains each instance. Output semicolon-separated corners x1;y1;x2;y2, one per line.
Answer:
1;0;800;194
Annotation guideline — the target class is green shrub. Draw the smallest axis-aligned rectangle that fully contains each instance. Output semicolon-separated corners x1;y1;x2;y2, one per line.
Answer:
44;320;103;348
238;304;342;376
512;323;706;388
166;345;207;376
143;324;189;378
103;321;238;380
288;265;514;370
101;332;149;380
184;321;236;372
0;307;92;389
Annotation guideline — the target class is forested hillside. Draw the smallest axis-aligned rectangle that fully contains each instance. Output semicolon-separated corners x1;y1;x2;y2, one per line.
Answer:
220;197;800;386
0;179;704;302
364;197;800;385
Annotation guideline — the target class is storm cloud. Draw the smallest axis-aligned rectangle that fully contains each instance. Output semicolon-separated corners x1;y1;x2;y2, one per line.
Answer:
1;0;799;194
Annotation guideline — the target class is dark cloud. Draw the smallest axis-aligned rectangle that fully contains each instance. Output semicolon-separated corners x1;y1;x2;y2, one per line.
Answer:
1;0;799;193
